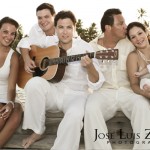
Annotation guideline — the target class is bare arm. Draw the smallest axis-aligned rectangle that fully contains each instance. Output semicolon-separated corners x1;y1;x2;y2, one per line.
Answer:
126;52;150;99
20;48;36;73
0;52;20;119
135;67;149;77
7;52;19;102
17;37;36;73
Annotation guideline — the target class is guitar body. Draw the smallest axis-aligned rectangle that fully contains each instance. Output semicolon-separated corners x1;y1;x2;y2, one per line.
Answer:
17;45;67;88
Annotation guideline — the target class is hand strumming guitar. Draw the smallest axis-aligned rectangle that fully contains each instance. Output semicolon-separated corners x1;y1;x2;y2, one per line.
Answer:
20;48;36;73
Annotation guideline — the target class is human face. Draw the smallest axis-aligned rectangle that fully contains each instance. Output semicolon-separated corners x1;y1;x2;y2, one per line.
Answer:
0;23;16;47
55;18;75;47
111;14;127;40
128;26;149;49
36;9;55;34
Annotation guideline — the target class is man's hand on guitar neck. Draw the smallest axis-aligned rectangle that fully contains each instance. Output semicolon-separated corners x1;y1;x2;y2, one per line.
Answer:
20;48;36;73
81;55;93;68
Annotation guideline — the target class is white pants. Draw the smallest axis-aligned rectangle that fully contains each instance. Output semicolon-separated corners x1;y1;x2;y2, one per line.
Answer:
22;77;88;150
84;87;150;150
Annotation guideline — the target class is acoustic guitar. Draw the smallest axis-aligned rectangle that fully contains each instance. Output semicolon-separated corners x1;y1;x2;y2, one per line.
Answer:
17;45;118;88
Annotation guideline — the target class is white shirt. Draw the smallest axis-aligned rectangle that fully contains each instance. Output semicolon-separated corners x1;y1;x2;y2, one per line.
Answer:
16;24;79;53
59;38;105;91
90;35;135;89
16;24;58;53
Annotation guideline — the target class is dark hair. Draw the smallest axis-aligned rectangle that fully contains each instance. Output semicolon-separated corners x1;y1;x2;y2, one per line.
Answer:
101;8;122;32
36;3;55;16
0;17;19;46
0;16;19;29
54;10;76;27
126;22;147;40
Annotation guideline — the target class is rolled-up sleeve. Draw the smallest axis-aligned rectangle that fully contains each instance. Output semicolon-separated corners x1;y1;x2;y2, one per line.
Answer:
16;37;31;53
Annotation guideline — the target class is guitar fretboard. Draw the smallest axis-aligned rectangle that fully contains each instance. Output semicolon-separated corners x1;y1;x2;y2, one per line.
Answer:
40;48;118;70
48;52;95;65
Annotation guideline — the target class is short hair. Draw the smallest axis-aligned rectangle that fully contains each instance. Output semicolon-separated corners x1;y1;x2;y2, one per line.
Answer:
0;16;19;29
36;3;55;16
126;22;147;40
54;10;76;27
101;8;122;32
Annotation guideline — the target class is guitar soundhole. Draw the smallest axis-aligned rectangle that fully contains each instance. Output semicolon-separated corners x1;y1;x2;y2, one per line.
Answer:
40;57;49;71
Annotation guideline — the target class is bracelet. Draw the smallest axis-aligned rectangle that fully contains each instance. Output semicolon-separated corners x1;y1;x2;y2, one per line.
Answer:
7;101;15;109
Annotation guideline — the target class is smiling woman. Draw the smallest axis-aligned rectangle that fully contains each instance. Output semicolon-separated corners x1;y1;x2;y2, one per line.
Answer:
0;16;23;148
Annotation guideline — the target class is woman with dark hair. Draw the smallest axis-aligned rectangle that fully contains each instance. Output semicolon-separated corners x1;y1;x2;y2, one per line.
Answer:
0;17;23;148
127;22;150;95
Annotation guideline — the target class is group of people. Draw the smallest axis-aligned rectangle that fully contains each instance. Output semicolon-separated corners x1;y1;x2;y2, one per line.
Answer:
1;2;150;150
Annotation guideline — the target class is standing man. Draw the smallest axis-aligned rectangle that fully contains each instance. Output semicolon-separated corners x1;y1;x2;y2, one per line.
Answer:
17;3;58;73
84;8;150;150
21;10;105;150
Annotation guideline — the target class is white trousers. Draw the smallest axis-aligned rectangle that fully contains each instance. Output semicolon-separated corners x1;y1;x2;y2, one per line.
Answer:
84;87;150;150
22;77;87;150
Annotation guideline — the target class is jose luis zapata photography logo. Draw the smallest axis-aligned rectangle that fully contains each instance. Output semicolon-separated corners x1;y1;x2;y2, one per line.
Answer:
94;129;150;144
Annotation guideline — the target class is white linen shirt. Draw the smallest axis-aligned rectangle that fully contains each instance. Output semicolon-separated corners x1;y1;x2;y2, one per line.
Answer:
16;24;79;53
16;24;58;53
59;38;105;91
90;35;135;89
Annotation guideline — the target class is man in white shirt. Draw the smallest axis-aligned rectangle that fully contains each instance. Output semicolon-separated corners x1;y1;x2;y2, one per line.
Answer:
21;10;105;150
17;3;58;73
84;8;150;150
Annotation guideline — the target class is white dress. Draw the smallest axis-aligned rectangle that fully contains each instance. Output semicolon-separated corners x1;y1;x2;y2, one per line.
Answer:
0;49;14;103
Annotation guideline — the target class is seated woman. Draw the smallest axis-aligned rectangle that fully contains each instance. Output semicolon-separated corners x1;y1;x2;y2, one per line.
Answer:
0;17;23;148
126;21;150;98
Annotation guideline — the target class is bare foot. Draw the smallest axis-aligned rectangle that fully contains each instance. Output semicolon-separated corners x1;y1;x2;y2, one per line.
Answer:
22;132;43;148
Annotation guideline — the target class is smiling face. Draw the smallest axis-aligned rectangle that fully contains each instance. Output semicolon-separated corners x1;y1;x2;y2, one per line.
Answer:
55;18;75;47
36;9;55;35
0;23;17;47
128;26;149;49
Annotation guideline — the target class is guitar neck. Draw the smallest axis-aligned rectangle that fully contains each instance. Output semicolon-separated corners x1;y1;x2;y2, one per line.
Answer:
48;52;95;65
40;47;118;70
